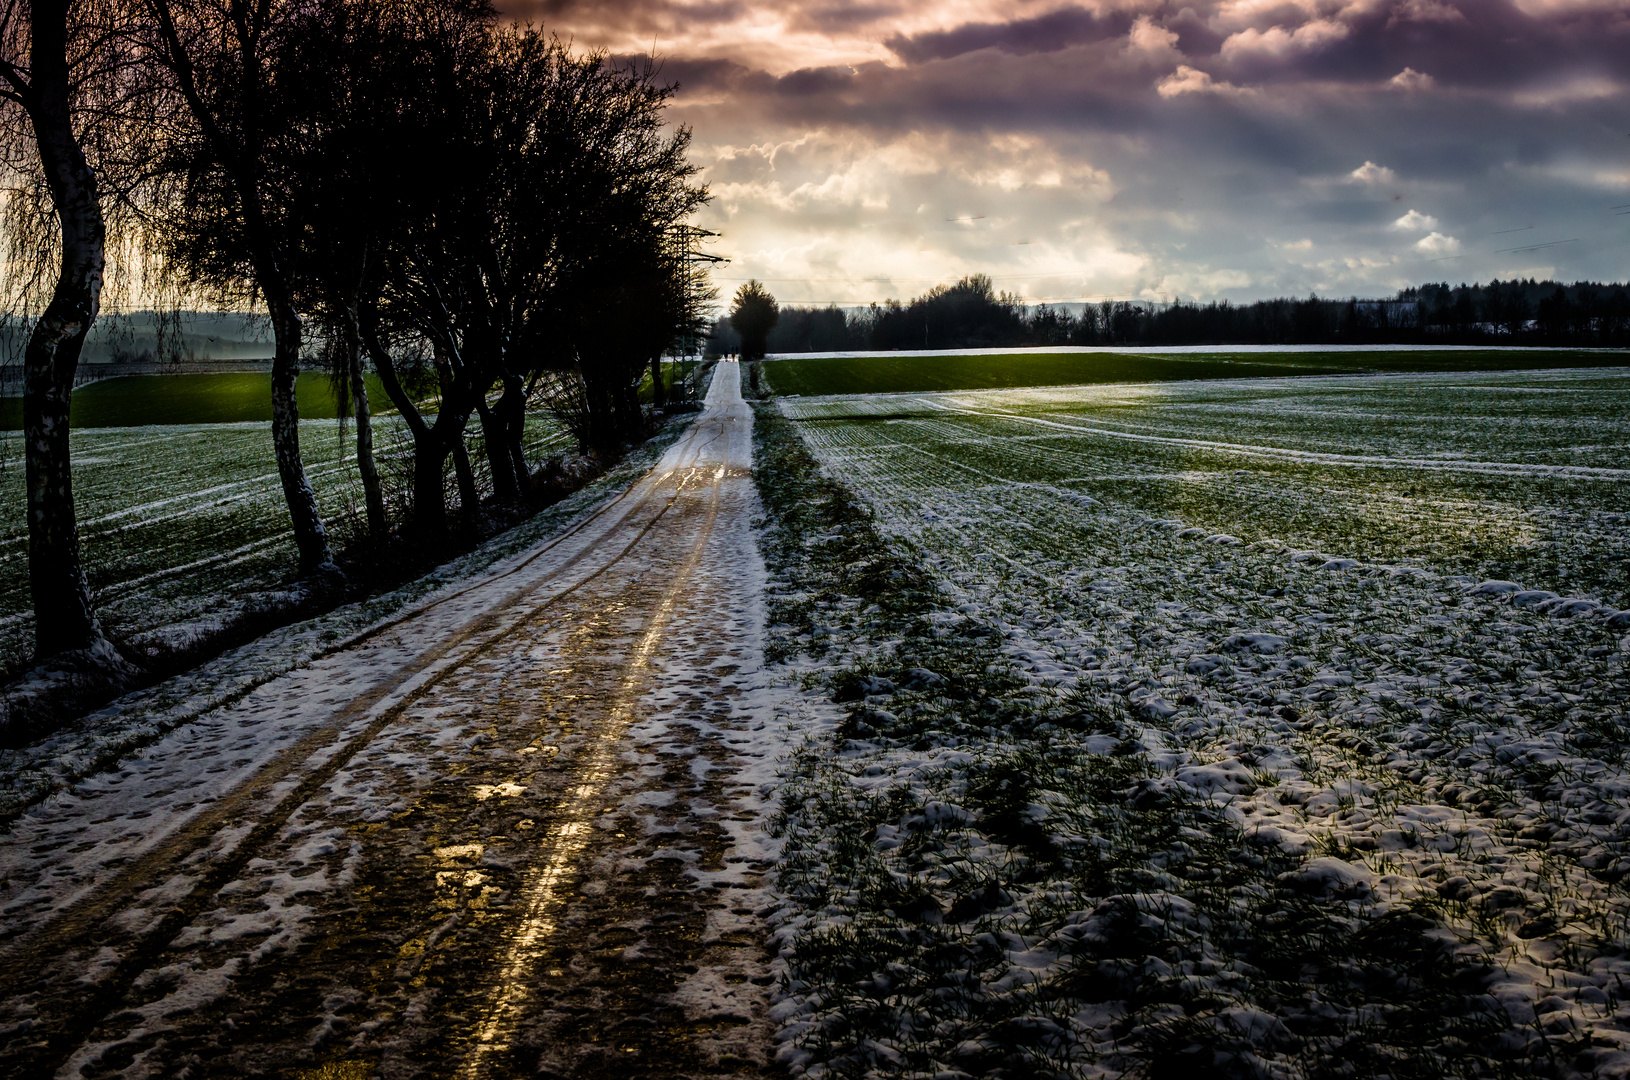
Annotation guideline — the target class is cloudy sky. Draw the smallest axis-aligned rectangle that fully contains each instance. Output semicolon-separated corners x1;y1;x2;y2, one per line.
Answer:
503;0;1630;306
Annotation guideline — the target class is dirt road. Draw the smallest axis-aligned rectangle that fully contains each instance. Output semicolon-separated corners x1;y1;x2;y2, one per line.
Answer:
0;362;794;1079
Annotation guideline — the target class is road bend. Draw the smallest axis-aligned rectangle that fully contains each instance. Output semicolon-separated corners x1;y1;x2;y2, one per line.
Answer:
0;362;790;1079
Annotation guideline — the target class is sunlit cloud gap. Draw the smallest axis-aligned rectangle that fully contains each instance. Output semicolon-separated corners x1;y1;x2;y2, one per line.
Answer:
517;0;1630;301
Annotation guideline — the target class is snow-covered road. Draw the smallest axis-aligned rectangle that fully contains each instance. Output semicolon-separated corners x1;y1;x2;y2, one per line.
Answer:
0;362;800;1079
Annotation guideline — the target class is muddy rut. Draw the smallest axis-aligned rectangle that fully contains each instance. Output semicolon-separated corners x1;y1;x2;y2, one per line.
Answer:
0;363;789;1079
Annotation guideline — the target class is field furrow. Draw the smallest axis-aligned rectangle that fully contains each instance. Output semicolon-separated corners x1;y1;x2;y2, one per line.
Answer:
767;368;1630;1078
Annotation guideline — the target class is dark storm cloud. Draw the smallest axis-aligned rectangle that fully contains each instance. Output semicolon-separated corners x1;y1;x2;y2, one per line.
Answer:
662;42;1154;134
883;6;1132;63
627;55;881;109
637;54;753;94
662;1;1630;164
787;1;903;33
1162;7;1225;57
499;0;747;35
510;0;1630;300
1210;1;1630;91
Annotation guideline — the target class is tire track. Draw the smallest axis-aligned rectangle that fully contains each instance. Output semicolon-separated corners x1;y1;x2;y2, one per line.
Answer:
0;398;734;1079
454;466;725;1079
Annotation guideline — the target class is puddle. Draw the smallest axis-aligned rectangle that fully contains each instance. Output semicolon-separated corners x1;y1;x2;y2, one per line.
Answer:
436;869;487;889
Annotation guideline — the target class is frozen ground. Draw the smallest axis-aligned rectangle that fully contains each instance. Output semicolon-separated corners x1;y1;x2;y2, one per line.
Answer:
0;363;809;1079
0;413;567;674
760;368;1630;1078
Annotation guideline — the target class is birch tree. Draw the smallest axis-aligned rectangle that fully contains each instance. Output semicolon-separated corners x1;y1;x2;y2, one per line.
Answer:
0;0;141;664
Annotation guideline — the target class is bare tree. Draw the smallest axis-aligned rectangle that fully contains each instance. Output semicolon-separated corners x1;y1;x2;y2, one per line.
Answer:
140;0;335;577
365;30;710;509
342;1;498;532
504;48;710;454
266;0;433;540
0;0;143;665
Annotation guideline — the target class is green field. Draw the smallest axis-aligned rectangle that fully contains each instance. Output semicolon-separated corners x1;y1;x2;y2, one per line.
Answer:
763;347;1625;396
0;372;393;429
637;358;705;402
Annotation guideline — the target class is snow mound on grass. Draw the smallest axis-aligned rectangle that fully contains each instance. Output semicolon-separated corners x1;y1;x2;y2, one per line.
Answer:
1284;856;1373;899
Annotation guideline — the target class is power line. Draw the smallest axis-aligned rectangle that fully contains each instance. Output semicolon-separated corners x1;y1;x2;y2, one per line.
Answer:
1494;238;1580;254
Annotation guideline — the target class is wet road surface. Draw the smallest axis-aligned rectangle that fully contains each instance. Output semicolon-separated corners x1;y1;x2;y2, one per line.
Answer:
0;363;789;1079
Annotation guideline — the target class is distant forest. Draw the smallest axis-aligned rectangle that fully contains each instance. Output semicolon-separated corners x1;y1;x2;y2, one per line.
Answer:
705;274;1630;353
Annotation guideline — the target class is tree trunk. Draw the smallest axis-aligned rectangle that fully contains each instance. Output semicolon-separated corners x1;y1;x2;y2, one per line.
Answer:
363;323;446;533
578;363;623;454
342;302;386;537
475;396;518;503
23;327;98;659
497;374;528;496
649;353;666;408
432;343;479;520
412;440;447;533
22;0;105;660
626;382;643;428
614;381;641;439
265;295;333;574
451;438;478;518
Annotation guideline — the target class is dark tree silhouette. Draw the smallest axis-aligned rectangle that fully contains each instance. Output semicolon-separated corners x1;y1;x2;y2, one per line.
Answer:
267;0;493;538
729;280;778;359
142;0;336;577
565;227;694;446
0;0;146;666
354;25;708;517
760;276;1630;353
265;0;412;539
346;3;494;532
729;279;777;394
449;38;707;459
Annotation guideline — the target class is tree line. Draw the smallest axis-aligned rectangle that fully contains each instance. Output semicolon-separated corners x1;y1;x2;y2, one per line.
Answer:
0;0;712;680
711;275;1630;354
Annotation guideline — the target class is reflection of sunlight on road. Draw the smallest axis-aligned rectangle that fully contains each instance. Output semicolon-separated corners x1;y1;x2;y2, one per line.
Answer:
292;1058;375;1080
456;365;740;1078
457;493;720;1077
0;364;762;1078
470;781;525;800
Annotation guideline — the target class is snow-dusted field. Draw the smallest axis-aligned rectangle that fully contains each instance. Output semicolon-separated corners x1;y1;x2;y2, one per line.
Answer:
0;365;806;1078
761;368;1630;1078
0;414;568;671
